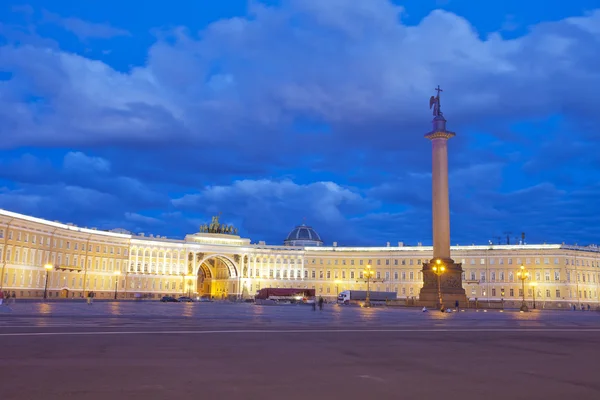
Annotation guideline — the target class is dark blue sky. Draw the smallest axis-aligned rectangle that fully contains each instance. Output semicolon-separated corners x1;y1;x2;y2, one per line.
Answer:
1;0;599;246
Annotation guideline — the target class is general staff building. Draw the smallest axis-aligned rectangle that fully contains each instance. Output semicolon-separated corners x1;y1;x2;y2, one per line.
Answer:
1;209;598;308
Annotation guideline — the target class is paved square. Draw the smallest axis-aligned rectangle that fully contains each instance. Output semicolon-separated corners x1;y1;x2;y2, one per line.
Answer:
1;302;600;400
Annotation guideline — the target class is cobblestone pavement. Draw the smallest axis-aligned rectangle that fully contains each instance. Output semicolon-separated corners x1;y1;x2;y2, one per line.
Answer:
1;302;600;400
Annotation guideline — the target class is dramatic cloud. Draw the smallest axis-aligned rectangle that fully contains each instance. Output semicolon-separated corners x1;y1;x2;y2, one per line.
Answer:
0;1;599;245
41;10;130;40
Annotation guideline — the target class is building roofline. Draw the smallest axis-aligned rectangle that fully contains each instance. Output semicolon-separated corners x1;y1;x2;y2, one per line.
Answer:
0;209;131;239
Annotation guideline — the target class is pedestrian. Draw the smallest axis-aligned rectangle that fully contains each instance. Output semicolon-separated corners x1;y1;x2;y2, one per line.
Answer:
87;291;92;305
587;304;591;311
5;292;10;305
311;298;316;311
318;296;324;311
0;290;3;305
455;300;459;312
11;291;16;304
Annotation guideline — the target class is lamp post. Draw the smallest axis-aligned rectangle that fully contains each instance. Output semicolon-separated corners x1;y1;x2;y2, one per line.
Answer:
186;275;194;297
363;265;375;308
530;281;537;309
43;263;53;300
517;265;530;312
113;270;121;300
432;259;446;311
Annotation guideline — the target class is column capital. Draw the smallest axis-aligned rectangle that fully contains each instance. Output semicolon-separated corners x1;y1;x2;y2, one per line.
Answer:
425;130;456;140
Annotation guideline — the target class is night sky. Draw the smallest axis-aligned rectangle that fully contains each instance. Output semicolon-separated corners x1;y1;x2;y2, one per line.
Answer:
1;0;599;246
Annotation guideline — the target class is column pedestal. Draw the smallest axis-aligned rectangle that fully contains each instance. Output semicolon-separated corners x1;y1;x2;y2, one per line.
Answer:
419;258;467;308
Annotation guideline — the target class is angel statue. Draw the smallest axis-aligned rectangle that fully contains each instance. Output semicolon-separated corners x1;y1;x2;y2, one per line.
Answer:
429;85;443;117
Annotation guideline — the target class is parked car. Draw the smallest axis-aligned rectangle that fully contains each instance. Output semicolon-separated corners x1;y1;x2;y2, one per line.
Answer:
178;296;194;302
160;296;179;302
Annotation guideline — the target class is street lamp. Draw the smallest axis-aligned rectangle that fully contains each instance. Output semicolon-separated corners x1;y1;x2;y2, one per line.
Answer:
363;265;375;308
186;275;195;297
517;265;530;312
530;281;538;309
43;263;53;300
431;259;446;311
113;270;121;300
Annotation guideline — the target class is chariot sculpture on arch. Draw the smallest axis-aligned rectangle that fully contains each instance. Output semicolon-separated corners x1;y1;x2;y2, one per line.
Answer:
199;214;239;235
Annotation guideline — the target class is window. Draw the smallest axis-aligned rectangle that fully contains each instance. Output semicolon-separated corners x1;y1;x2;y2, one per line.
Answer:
554;271;560;281
509;288;514;297
409;272;414;280
556;289;561;298
492;288;496;296
394;272;398;280
350;271;355;279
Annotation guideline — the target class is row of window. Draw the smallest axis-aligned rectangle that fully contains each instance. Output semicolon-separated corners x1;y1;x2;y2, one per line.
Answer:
307;257;600;267
0;231;127;256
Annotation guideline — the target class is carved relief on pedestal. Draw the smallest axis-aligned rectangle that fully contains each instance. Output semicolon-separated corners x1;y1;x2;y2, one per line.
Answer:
233;254;240;264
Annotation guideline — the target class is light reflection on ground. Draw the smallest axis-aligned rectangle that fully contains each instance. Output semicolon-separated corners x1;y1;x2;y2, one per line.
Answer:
1;301;599;330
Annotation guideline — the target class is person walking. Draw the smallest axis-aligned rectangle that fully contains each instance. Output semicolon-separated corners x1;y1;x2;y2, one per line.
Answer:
0;290;3;305
455;300;459;312
318;296;324;311
11;291;16;304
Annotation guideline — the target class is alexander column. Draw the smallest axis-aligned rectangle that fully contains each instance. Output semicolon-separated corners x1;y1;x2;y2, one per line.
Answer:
419;86;467;309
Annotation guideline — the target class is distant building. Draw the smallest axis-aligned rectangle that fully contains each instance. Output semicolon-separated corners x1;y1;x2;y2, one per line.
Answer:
0;208;598;308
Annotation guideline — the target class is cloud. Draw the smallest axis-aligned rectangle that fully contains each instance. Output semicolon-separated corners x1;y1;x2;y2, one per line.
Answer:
41;10;130;40
63;151;111;173
0;1;597;156
173;179;379;243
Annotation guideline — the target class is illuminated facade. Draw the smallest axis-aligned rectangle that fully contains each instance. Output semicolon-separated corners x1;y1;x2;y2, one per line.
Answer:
1;208;599;308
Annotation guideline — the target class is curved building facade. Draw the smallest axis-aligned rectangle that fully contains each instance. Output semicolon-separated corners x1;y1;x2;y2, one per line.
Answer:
1;208;599;309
